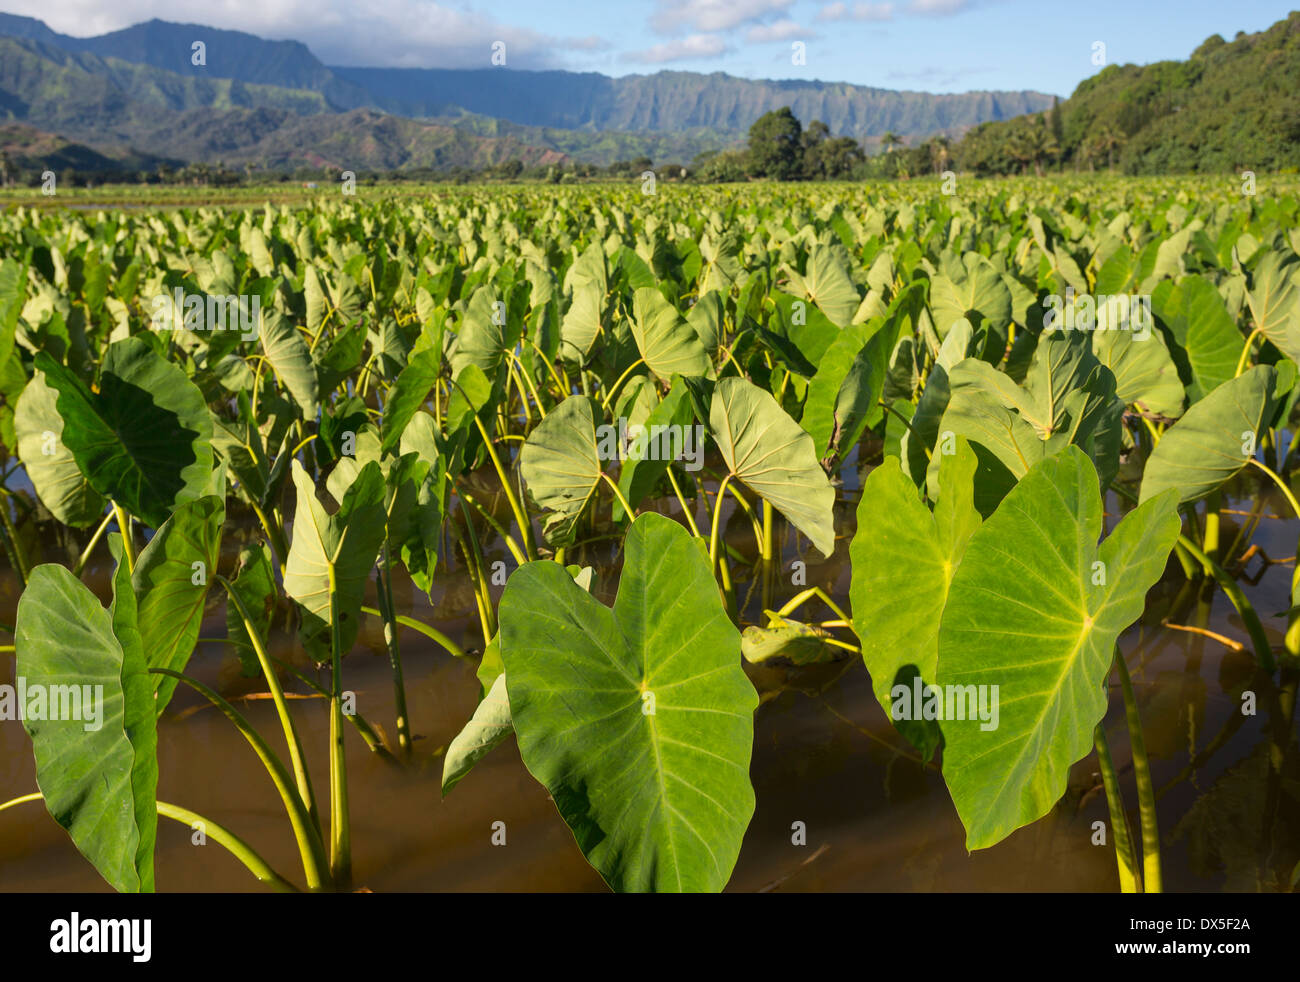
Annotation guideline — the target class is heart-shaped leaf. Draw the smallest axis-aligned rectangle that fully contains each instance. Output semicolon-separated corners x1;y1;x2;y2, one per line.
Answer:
937;447;1181;850
709;376;836;556
500;512;757;892
1139;365;1275;505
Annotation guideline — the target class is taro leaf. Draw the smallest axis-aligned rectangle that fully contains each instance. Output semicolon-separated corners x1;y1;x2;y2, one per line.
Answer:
828;324;894;457
35;337;213;529
132;495;225;715
686;290;723;353
259;307;319;418
226;542;276;676
500;512;756;892
937;447;1181;850
901;319;971;487
788;244;860;326
741;619;837;665
1247;252;1300;362
560;280;605;365
928;254;1013;341
616;374;695;518
519;394;605;547
14;370;106;526
314;321;366;394
441;673;513;796
931;332;1124;509
15;560;158;892
1139;365;1276;505
709;377;836;557
450;286;514;377
630;287;713;382
380;346;443;453
1150;277;1241;403
1091;327;1184;419
850;439;980;761
283;459;387;658
801;322;878;456
0;258;25;368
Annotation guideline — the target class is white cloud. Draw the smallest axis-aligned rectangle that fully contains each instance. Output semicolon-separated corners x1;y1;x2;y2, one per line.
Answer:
649;0;793;35
627;33;730;64
745;20;815;42
817;2;894;22
0;0;607;69
907;0;972;15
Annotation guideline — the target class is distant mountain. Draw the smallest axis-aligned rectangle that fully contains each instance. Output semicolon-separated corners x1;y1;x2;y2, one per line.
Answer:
334;66;1054;143
0;13;1056;171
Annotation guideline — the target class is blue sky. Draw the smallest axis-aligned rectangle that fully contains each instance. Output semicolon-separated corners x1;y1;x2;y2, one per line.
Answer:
6;0;1296;95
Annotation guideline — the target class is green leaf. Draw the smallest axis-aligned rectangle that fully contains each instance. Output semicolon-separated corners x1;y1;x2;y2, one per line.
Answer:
1247;252;1300;362
630;287;713;381
1151;277;1241;403
131;495;225;715
35;337;214;529
519;394;605;547
500;512;756;892
789;244;860;326
380;346;443;453
226;543;276;676
14;370;106;527
709;377;836;556
851;439;981;760
929;254;1012;339
937;448;1181;850
1091;328;1184;419
616;375;695;516
259;307;320;418
741;619;837;665
283;459;387;657
1139;365;1276;505
441;673;513;796
15;561;158;892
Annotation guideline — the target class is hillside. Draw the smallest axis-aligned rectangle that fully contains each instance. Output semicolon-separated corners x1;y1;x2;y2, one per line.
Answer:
954;11;1300;174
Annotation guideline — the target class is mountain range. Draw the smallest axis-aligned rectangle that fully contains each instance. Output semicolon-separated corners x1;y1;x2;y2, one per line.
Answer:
0;12;1054;173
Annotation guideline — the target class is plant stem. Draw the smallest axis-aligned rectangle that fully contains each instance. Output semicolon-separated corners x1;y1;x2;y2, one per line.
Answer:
112;502;136;574
472;415;536;560
153;668;329;890
326;565;351;889
218;576;319;829
156;800;298;892
1115;650;1161;893
360;606;466;658
376;545;411;758
0;494;28;588
1093;722;1140;893
72;511;115;578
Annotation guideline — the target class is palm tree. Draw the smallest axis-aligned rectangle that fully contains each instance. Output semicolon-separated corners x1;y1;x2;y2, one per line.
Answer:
1094;123;1124;170
929;136;952;175
880;130;902;154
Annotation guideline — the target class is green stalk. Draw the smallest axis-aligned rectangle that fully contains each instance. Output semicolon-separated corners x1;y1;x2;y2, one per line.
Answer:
665;468;701;538
708;474;735;575
456;497;497;644
0;493;28;588
1093;722;1140;893
326;565;351;889
218;576;319;828
152;668;329;890
1247;458;1300;660
112;502;136;574
156;800;298;892
360;606;466;659
376;545;411;758
1203;491;1221;565
1115;651;1161;893
1177;533;1273;671
473;415;536;560
72;510;115;578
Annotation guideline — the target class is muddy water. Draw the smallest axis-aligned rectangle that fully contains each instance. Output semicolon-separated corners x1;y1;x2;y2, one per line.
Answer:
1;459;1298;892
